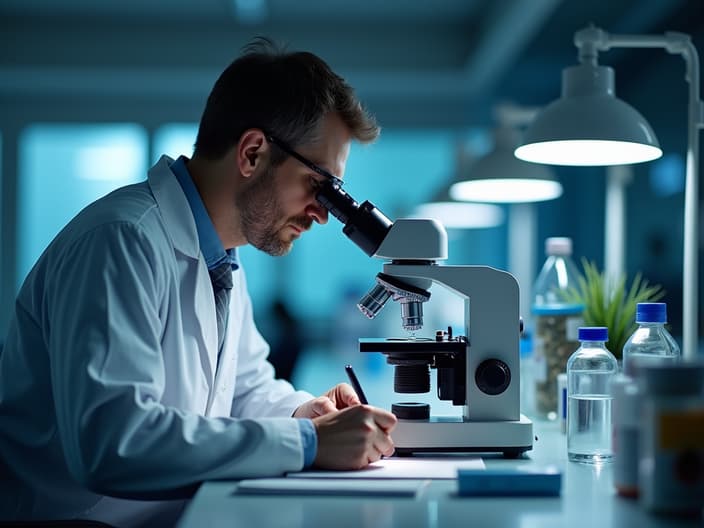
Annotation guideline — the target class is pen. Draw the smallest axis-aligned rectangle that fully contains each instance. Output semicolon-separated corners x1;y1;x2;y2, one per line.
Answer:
344;364;369;405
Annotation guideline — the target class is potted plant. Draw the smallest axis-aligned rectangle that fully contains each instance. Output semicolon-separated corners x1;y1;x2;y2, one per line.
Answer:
563;259;665;359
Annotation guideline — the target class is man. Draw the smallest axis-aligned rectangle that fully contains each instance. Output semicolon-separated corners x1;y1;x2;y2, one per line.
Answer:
0;39;397;526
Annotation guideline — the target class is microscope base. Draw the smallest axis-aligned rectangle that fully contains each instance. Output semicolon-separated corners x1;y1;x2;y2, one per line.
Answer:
391;414;533;458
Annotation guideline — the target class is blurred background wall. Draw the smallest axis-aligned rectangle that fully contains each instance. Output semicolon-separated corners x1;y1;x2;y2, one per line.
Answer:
1;0;702;406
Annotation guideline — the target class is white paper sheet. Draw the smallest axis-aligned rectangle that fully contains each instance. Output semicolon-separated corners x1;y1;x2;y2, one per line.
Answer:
236;478;430;497
286;457;485;479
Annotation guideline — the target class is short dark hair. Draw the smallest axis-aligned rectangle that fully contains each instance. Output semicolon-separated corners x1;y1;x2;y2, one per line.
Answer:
194;37;379;161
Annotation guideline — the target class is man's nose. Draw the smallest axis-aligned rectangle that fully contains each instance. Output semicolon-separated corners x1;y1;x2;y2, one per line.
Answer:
306;201;329;225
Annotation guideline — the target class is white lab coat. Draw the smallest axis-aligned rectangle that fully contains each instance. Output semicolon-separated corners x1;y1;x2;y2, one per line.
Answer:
0;156;314;527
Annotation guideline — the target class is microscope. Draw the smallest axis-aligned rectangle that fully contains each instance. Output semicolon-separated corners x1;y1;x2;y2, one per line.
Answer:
316;178;533;457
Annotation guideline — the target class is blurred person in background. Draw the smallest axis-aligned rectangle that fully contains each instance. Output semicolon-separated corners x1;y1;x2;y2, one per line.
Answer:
266;298;304;383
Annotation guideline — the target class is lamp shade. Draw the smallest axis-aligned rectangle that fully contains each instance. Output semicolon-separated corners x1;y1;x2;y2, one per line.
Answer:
515;64;663;166
450;127;563;203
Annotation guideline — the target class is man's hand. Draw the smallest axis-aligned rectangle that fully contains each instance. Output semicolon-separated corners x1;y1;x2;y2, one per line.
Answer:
293;383;361;419
312;405;397;470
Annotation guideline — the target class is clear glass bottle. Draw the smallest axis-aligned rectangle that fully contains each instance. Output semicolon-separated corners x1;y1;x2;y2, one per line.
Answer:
622;302;681;378
567;327;618;464
532;237;584;419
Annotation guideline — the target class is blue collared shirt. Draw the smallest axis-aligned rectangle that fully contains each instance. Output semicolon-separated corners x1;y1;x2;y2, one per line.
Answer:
171;156;238;271
170;155;316;468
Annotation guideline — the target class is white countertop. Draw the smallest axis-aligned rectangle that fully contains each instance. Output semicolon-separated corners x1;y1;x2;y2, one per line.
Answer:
176;420;703;528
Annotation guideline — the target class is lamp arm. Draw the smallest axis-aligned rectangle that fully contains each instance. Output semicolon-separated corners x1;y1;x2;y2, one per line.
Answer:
574;25;703;359
680;39;702;361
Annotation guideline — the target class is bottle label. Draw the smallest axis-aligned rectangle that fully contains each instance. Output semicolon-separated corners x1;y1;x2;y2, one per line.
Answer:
659;409;704;450
642;403;704;511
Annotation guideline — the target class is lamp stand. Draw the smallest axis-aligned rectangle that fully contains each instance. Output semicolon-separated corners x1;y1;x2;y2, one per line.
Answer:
575;26;703;359
605;165;632;283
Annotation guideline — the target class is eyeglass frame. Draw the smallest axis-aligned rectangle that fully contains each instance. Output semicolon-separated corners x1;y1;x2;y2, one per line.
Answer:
265;134;344;190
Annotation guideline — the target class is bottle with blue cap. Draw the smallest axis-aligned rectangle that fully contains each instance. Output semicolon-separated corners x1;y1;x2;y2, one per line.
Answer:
567;326;618;464
622;302;680;378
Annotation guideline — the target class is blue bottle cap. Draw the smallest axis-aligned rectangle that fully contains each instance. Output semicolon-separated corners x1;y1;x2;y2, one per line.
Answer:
578;327;608;341
636;302;667;323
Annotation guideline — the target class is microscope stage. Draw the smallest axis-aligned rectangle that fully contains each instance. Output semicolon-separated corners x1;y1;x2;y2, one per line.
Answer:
359;337;465;354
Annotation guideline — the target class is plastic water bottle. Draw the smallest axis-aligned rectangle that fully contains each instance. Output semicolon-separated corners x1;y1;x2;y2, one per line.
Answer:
567;327;618;464
622;302;680;378
532;237;584;419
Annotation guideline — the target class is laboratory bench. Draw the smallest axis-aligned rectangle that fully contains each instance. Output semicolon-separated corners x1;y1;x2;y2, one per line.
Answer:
176;420;703;528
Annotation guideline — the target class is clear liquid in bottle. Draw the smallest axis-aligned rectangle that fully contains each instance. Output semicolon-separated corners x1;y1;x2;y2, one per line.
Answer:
567;392;613;463
566;327;618;464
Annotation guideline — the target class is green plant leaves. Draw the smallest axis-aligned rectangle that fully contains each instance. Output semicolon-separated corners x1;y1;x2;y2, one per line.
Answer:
563;258;664;359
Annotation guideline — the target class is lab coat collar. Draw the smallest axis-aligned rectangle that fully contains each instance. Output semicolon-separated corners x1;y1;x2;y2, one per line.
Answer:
147;155;201;260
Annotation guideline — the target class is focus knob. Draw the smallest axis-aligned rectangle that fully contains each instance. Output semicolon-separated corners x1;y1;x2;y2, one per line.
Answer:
475;359;511;395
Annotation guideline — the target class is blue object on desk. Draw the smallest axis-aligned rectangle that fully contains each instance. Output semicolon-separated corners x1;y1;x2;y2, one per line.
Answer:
457;467;562;497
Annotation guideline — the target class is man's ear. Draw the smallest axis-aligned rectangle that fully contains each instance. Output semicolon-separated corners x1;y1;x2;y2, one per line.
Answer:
236;129;268;178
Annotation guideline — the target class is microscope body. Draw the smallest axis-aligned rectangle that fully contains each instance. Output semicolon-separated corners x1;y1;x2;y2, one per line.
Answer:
313;179;532;456
360;219;533;457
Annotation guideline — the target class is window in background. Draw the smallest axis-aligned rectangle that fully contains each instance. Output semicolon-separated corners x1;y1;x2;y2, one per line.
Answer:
17;124;147;289
152;123;198;164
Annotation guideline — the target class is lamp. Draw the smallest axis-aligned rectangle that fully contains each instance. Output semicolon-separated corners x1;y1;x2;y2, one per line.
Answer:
516;25;702;359
450;120;563;204
514;64;662;165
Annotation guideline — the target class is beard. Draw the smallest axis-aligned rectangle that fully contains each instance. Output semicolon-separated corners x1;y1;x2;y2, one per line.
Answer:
236;163;312;256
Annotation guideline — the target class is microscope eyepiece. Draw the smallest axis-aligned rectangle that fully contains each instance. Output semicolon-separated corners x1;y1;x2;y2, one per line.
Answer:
315;178;357;225
316;180;393;257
